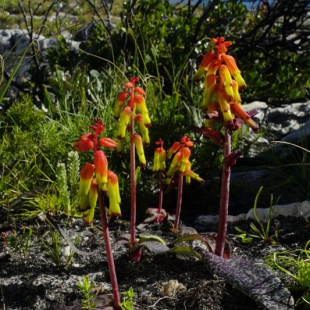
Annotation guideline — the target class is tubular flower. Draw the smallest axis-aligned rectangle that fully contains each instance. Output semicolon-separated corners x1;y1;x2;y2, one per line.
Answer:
166;151;182;184
202;74;216;109
114;91;128;119
230;103;259;131
219;65;234;98
135;87;146;95
74;138;94;152
179;147;191;173
83;179;98;225
184;168;204;183
78;163;94;196
132;134;146;168
167;142;181;159
117;106;132;140
222;54;246;90
107;170;121;217
94;150;108;191
99;137;118;148
212;37;232;54
214;87;233;126
153;147;166;172
134;94;151;127
194;51;216;81
231;80;242;105
184;162;192;185
135;114;150;145
78;163;94;213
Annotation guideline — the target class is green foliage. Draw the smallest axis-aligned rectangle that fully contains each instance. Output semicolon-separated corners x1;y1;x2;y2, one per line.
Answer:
76;275;96;310
235;186;282;244
120;287;135;310
265;240;310;306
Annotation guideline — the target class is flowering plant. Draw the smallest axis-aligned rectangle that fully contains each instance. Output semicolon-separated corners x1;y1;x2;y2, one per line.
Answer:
114;77;149;244
193;37;259;257
74;119;121;309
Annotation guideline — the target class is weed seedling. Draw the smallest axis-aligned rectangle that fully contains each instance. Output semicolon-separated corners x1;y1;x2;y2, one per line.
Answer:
76;275;96;310
235;186;282;244
120;287;135;310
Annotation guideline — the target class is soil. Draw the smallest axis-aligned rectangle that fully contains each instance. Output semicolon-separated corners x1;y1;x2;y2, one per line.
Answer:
1;208;310;310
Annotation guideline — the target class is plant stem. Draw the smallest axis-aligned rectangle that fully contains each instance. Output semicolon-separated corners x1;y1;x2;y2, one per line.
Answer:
130;115;136;243
157;172;163;216
174;172;184;230
215;128;231;257
98;189;121;309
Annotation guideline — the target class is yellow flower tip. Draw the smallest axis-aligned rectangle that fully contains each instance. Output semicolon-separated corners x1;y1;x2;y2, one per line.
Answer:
184;169;204;183
89;179;98;208
219;65;234;98
107;170;122;217
78;193;90;212
99;137;118;148
231;80;242;104
116;139;124;154
94;150;108;190
133;134;146;167
83;207;95;225
79;163;94;195
234;73;247;90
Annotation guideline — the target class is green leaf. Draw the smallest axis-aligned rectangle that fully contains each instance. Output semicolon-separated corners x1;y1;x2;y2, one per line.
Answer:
167;245;202;260
138;234;166;245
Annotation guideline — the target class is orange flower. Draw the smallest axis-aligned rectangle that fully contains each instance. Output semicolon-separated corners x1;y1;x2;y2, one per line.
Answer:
74;139;94;152
194;51;216;81
94;150;108;191
167;142;181;159
99;137;118;148
230;103;259;131
179;147;191;173
202;74;216;109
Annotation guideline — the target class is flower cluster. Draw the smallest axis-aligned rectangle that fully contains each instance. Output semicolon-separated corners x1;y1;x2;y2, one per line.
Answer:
194;37;259;143
114;77;150;168
166;136;204;185
74;120;121;224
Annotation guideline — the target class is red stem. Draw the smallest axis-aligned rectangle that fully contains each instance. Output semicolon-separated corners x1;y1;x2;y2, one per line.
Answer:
174;172;184;230
130;114;136;243
215;128;231;257
98;189;121;309
157;172;163;215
